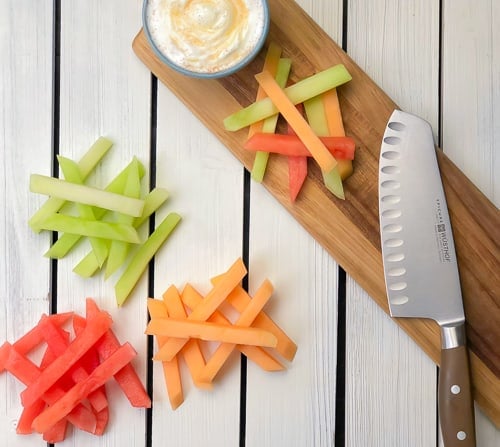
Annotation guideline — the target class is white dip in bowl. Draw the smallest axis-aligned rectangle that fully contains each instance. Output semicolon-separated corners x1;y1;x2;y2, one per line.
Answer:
143;0;270;78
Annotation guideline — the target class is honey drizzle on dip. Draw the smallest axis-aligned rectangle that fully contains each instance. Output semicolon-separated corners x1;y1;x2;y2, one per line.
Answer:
146;0;266;74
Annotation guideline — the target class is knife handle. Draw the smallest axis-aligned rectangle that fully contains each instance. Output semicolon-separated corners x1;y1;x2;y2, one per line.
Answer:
438;340;476;446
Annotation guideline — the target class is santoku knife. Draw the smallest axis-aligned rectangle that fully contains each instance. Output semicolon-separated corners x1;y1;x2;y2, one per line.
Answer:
378;110;476;446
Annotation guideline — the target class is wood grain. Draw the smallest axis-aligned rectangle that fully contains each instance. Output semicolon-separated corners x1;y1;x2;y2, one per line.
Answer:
132;0;500;426
346;276;438;447
345;1;440;444
247;183;339;446
246;3;341;445
0;2;53;446
441;1;500;441
57;1;150;444
442;0;500;207
151;68;244;447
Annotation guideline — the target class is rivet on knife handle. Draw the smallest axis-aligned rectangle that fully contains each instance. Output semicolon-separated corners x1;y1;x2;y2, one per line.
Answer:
439;324;476;446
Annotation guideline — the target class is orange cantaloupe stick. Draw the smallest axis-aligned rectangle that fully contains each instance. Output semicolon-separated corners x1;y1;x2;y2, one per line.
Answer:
199;279;275;383
162;285;212;390
248;41;282;138
302;94;345;199
161;349;183;410
147;297;168;318
249;42;282;180
323;88;345;137
255;70;337;173
323;88;345;136
181;287;284;372
322;88;353;179
211;276;298;361
146;318;278;348
153;258;247;361
147;298;184;410
147;298;184;408
335;158;353;180
32;342;137;434
21;310;113;408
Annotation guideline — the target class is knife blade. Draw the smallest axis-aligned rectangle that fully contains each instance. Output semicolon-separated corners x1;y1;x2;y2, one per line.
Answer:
378;110;476;446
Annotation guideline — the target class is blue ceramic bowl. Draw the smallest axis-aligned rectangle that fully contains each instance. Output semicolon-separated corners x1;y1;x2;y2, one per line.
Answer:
142;0;270;79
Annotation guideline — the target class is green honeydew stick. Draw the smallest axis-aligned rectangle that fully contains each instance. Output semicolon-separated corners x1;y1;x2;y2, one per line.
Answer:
223;64;352;131
73;187;170;278
322;167;345;200
304;94;345;200
38;214;141;244
29;136;113;231
45;158;146;259
57;156;109;266
30;174;145;217
115;212;181;306
251;58;292;182
133;188;170;227
105;159;142;278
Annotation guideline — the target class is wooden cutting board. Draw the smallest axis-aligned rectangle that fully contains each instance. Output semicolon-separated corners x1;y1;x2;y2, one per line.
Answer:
133;0;500;426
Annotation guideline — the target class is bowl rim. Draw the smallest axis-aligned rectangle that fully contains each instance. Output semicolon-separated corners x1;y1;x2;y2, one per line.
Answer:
142;0;270;79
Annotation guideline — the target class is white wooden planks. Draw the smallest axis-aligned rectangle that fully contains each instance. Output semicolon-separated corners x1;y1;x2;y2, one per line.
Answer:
442;0;499;207
0;0;498;446
442;0;500;444
246;184;339;447
56;0;150;445
151;81;244;446
346;0;440;446
348;0;440;129
0;1;53;446
345;277;437;447
245;1;343;446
